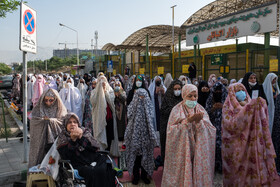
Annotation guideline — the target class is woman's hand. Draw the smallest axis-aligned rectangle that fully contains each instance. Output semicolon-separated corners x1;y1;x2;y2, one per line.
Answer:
70;127;83;141
213;102;223;109
188;112;204;123
239;101;247;106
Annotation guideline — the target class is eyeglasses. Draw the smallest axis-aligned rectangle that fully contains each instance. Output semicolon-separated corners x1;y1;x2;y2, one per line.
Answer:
44;99;55;103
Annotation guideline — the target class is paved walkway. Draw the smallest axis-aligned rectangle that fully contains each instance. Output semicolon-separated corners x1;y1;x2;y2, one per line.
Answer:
0;137;29;186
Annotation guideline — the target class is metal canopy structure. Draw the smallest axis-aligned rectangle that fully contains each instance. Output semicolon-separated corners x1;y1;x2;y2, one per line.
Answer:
114;25;186;52
181;0;278;35
102;43;116;51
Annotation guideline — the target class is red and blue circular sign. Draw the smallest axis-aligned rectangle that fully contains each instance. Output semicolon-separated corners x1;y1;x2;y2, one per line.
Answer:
23;9;35;34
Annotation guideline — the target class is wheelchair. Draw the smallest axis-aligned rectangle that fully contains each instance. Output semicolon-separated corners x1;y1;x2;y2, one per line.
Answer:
57;151;123;187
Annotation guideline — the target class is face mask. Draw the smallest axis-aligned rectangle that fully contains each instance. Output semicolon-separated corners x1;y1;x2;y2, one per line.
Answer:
156;81;161;87
212;77;216;82
194;81;198;86
114;86;120;92
174;90;181;97
116;79;119;82
136;81;142;88
213;92;222;103
248;82;257;87
185;100;197;109
66;83;72;88
235;90;246;102
182;81;186;85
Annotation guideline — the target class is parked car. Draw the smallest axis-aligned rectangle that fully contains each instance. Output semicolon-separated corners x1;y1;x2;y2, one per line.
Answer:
0;75;13;89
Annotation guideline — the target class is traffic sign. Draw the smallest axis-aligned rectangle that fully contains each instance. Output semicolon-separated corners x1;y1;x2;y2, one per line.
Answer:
20;3;37;54
107;60;113;72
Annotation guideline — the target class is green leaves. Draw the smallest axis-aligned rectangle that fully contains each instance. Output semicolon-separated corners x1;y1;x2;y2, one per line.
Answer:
0;0;21;18
0;62;12;75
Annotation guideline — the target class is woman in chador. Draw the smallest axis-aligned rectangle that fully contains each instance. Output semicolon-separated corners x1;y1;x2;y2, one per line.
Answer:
29;88;67;167
90;74;119;156
162;84;216;187
59;77;83;122
222;83;278;186
205;82;227;173
159;79;183;162
125;88;158;185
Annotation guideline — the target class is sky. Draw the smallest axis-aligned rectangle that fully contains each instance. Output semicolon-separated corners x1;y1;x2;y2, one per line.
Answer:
0;0;279;64
0;0;216;64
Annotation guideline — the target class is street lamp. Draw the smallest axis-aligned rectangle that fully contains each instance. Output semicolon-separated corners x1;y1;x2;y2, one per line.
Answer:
171;5;176;78
59;23;79;66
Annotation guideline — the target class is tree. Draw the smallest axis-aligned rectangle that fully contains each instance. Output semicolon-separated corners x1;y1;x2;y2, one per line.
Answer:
0;63;12;75
0;0;21;18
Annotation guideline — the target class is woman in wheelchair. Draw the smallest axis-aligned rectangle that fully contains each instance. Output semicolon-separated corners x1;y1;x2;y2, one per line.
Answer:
57;113;117;187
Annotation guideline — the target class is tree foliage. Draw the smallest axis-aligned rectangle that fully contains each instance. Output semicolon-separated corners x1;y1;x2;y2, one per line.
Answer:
0;62;12;75
15;56;78;73
0;0;21;18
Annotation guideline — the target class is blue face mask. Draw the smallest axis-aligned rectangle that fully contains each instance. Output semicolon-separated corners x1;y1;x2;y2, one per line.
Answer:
235;90;246;102
185;100;197;109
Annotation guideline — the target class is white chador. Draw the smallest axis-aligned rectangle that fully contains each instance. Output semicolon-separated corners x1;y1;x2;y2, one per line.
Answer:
59;77;83;122
77;78;88;114
27;75;36;109
90;75;119;157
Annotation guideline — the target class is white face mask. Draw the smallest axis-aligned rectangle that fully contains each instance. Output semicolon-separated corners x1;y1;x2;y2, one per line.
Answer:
174;90;181;97
66;82;72;88
248;82;257;87
182;81;186;85
136;81;142;88
212;77;216;81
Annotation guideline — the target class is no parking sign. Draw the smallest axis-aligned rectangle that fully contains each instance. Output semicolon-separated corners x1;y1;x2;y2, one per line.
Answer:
20;3;37;54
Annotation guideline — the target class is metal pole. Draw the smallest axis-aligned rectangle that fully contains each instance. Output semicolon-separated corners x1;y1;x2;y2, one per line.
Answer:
171;5;176;78
45;60;47;72
76;32;79;66
22;51;28;163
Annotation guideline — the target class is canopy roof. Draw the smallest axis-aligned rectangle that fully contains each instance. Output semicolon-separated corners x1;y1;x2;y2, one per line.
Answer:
115;25;186;52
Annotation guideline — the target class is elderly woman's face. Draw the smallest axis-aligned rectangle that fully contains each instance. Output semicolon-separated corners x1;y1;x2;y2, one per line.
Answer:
185;91;197;101
44;96;55;107
66;117;78;132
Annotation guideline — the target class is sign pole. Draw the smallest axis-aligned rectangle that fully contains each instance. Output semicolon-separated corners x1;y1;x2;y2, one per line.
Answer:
22;51;28;163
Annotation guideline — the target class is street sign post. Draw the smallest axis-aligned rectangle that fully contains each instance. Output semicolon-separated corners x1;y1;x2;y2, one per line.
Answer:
19;2;37;163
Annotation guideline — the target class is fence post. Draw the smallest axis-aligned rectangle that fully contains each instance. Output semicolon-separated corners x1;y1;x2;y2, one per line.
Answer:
0;96;8;142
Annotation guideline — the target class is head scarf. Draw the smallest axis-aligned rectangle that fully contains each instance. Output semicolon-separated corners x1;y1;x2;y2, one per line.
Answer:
57;113;100;149
242;72;256;90
164;73;173;89
44;76;57;91
263;73;280;132
32;74;46;106
230;79;236;85
32;88;67;118
208;74;217;88
125;88;158;176
182;84;198;101
205;82;228;112
197;81;210;108
179;75;191;85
